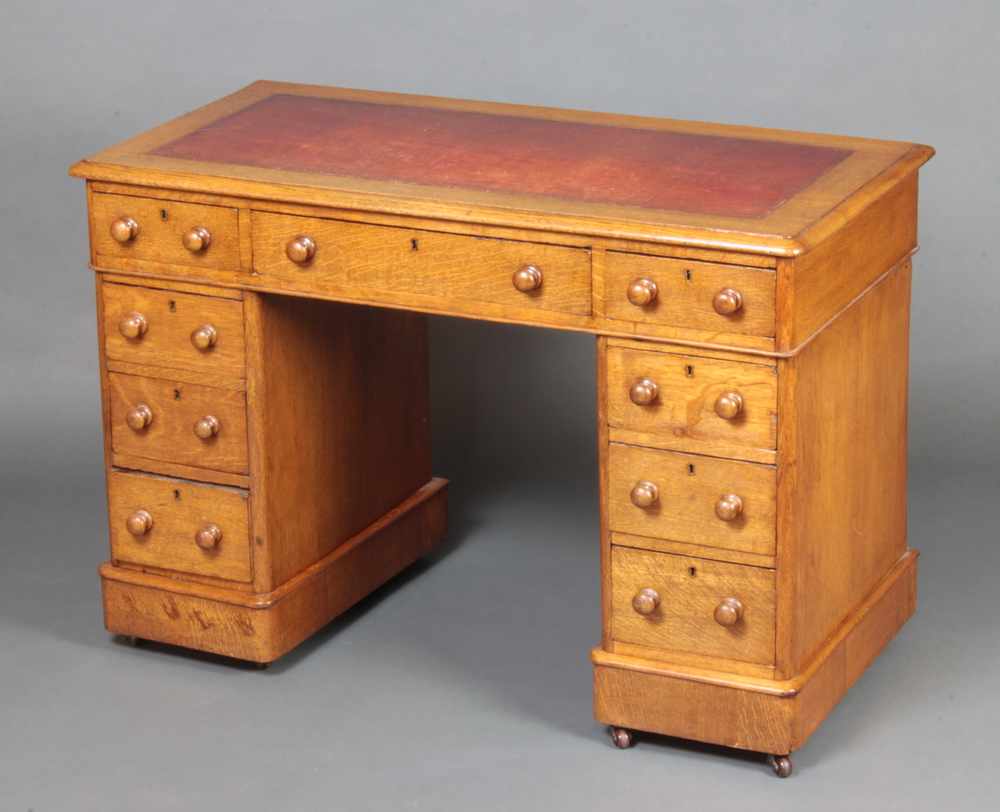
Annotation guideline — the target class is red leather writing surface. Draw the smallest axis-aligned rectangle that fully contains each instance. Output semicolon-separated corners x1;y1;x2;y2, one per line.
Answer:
154;94;849;219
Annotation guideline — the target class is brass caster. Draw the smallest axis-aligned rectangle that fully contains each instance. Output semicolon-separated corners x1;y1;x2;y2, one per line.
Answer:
768;753;793;778
253;661;272;670
122;635;142;647
610;727;634;749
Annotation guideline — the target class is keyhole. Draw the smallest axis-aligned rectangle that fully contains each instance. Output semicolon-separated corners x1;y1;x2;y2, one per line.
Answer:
684;269;692;282
160;209;169;221
688;463;696;475
685;365;694;378
174;490;181;501
174;389;181;401
411;238;419;251
689;567;697;578
168;301;176;312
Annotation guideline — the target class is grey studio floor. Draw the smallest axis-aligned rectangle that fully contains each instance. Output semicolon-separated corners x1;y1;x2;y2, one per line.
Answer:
0;319;996;812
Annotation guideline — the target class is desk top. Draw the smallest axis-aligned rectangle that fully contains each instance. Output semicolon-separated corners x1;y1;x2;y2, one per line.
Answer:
71;81;932;256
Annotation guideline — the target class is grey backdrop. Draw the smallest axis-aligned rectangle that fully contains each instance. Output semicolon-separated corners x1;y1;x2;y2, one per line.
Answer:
2;1;997;809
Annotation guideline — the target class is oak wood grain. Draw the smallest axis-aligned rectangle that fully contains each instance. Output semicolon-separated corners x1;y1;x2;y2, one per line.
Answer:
592;549;917;753
249;294;434;590
611;546;776;665
105;359;246;392
75;85;930;761
100;479;448;663
607;444;776;556
108;372;248;476
611;531;775;569
94;259;782;355
108;470;250;582
604;253;775;337
91;192;242;272
775;263;912;678
776;173;918;352
102;282;246;378
251;210;593;317
606;346;777;461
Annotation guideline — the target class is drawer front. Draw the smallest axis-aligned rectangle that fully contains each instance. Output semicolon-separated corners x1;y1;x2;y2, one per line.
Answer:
607;443;776;556
108;470;251;582
604;252;775;337
91;193;241;271
108;373;249;475
251;211;592;316
607;346;777;456
102;283;246;379
611;546;775;665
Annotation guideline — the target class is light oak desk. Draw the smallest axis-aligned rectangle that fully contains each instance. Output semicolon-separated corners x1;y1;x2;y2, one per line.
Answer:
71;82;933;777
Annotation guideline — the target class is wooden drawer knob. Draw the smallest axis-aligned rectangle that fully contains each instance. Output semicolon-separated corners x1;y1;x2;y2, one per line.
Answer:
714;392;743;419
629;377;659;406
125;404;153;431
182;227;212;252
714;597;745;626
190;323;218;349
512;264;543;292
195;523;222;550
630;480;659;509
715;493;744;521
631;588;660;615
626;278;658;307
712;287;743;315
193;415;220;439
285;235;317;263
125;509;153;537
110;216;139;243
118;312;148;339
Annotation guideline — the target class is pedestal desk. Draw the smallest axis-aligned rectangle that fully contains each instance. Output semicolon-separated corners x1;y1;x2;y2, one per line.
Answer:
70;82;933;776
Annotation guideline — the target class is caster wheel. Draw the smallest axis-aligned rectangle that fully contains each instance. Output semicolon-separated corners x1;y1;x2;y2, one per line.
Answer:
122;635;142;647
610;727;634;749
253;661;272;670
768;754;793;778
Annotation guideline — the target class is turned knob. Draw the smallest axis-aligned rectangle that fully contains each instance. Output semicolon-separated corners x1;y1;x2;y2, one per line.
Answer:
190;323;218;349
118;312;148;339
182;227;212;252
631;588;660;615
714;392;744;419
512;264;543;292
626;278;658;307
125;509;153;537
193;415;220;439
715;493;744;521
630;480;659;509
714;597;745;627
125;404;153;431
285;235;317;263
110;216;139;243
712;287;743;315
629;377;659;406
195;523;222;550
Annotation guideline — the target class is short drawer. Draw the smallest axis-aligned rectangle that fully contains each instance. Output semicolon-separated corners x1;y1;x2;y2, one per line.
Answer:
91;193;241;271
606;346;777;459
607;443;776;556
251;211;592;316
108;372;249;476
108;470;251;582
611;545;775;665
604;252;775;337
102;283;246;379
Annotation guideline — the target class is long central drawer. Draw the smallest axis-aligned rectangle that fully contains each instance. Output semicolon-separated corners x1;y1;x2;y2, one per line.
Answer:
251;211;593;315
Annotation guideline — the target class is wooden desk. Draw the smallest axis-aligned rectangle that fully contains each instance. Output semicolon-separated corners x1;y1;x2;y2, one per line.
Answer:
70;82;933;776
